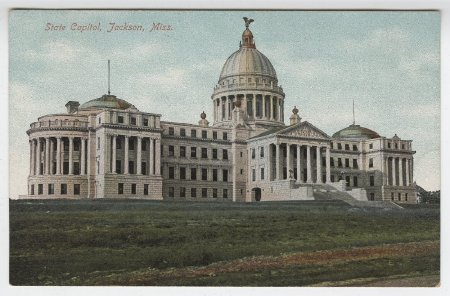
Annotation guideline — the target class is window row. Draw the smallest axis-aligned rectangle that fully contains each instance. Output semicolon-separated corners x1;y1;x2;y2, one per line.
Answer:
167;187;229;198
167;126;228;140
331;142;358;151
330;157;360;169
251;147;265;159
30;183;80;195
167;167;229;182
391;192;409;201
164;146;228;160
117;183;152;195
102;113;157;127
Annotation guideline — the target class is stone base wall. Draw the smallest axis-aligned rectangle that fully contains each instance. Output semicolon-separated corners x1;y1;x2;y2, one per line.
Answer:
27;175;90;199
97;174;163;199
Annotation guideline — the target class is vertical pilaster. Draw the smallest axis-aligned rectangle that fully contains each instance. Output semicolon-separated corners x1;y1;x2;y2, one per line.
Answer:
30;140;35;175
392;157;397;186
36;138;41;175
124;136;129;174
45;137;50;175
149;138;155;175
286;143;291;179
267;144;272;181
270;96;274;120
81;138;86;175
262;95;266;119
399;157;404;186
155;138;161;175
69;137;74;175
49;139;54;175
275;143;280;180
137;136;142;175
326;146;331;183
112;135;117;173
306;145;312;183
406;158;410;186
56;137;61;175
316;146;322;183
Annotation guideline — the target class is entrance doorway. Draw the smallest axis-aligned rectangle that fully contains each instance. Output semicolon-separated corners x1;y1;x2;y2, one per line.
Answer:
252;187;262;201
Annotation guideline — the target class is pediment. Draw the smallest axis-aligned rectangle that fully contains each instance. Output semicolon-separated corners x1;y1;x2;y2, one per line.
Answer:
279;121;330;140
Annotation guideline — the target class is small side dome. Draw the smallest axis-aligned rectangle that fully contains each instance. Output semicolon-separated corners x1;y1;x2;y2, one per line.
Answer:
79;94;135;110
333;124;380;140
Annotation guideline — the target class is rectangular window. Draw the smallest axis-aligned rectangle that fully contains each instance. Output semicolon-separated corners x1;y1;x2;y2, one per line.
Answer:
38;184;43;195
180;146;186;157
223;169;228;182
369;158;374;168
402;144;405;149
61;184;67;195
73;162;80;175
130;117;136;125
116;160;121;174
202;130;207;139
345;176;351;187
191;168;197;180
191;188;197;198
74;184;80;195
142;140;147;151
391;192;394;201
190;147;197;158
143;118;149;126
202;188;208;198
388;142;391;148
338;143;342;150
370;193;375;201
116;138;122;149
74;141;80;151
345;159;350;168
129;161;134;174
169;145;175;157
252;169;256;181
370;175;375;186
223;149;228;160
353;145;358;151
30;184;35;195
180;187;186;198
180;128;186;137
330;142;334;149
330;158;335;167
353;176;358;187
191;129;197;138
64;140;69;151
353;159;358;168
369;143;373;149
202;168;208;180
213;131;217;139
223;189;228;198
223;132;228;140
169;127;174;136
260;147;264;158
345;144;350;151
213;188;218;198
405;193;408;201
212;149;218;159
202;148;208;159
338;158;342;167
252;148;255;159
398;193;401;201
169;187;174;197
169;167;175;179
180;167;186;180
118;116;124;123
261;168;265;180
118;183;124;194
48;184;54;195
131;184;136;194
144;184;149;195
213;169;218;181
142;162;147;175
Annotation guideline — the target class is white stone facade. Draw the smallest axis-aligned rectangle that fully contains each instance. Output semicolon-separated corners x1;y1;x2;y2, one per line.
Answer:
24;18;417;203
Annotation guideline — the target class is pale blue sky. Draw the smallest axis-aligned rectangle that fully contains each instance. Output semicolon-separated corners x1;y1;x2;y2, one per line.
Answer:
9;10;440;197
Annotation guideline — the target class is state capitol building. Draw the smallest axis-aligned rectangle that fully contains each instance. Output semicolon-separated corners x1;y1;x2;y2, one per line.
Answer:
25;18;417;204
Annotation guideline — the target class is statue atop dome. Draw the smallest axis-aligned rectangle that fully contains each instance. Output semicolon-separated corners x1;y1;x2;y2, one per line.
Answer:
243;17;254;28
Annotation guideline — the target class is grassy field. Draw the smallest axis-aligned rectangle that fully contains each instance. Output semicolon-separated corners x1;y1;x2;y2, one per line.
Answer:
9;199;440;286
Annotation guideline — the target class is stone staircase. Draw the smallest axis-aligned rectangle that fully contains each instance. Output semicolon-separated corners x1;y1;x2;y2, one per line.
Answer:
311;184;403;209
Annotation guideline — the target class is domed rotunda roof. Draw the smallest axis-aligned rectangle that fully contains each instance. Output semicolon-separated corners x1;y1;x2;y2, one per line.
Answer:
219;18;277;81
79;94;135;110
332;124;380;140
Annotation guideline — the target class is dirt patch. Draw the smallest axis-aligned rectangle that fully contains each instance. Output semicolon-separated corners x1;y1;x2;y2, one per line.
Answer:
96;240;439;285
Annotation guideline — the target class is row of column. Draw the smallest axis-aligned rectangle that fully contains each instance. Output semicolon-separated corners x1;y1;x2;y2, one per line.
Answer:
270;143;331;184
30;136;88;176
214;94;283;122
384;156;413;186
109;135;161;176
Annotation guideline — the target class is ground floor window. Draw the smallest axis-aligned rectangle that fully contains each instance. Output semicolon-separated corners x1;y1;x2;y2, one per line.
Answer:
74;184;80;195
223;188;228;198
331;175;335;182
213;188;218;198
144;184;149;195
169;187;174;197
202;188;208;198
38;184;43;195
191;188;197;198
61;184;67;195
369;175;375;186
391;192;394;201
30;184;34;195
180;187;186;198
405;193;408;201
131;184;136;194
353;176;358;187
398;193;401;201
116;160;121;174
118;183;124;194
369;193;375;201
48;184;54;195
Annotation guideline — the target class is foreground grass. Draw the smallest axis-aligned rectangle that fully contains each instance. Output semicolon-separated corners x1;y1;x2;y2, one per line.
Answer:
9;199;440;286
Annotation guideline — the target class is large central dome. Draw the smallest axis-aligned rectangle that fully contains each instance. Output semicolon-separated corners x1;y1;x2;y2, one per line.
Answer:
219;48;277;80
